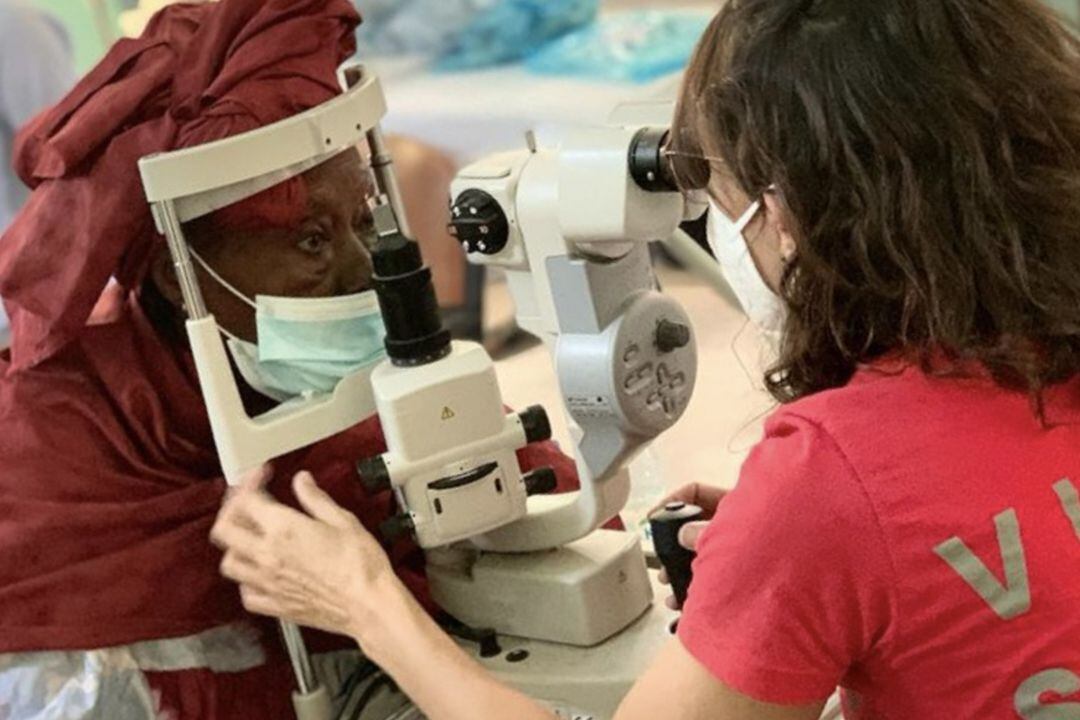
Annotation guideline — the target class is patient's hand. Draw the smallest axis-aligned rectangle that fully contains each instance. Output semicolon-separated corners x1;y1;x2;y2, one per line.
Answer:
211;469;404;639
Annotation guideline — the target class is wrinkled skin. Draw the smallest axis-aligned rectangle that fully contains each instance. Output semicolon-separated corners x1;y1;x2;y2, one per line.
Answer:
150;148;377;342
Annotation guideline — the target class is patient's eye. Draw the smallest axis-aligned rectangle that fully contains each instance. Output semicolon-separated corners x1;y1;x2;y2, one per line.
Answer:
298;233;329;255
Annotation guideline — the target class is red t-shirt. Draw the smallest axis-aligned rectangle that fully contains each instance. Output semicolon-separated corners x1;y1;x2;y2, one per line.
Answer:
679;361;1080;719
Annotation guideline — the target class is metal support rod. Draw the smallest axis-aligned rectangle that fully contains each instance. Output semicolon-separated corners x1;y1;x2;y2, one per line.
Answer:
156;200;209;319
366;124;414;238
161;201;320;700
281;620;319;696
159;203;325;710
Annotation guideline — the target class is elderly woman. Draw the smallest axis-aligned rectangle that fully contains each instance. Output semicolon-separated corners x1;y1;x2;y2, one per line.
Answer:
214;1;1080;719
0;1;576;718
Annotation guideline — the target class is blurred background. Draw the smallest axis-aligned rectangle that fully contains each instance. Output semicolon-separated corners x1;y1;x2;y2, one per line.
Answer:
37;0;1080;77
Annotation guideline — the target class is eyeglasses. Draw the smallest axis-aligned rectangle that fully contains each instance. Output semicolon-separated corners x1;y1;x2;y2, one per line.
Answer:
654;148;713;216
662;149;726;163
661;147;724;183
661;148;770;224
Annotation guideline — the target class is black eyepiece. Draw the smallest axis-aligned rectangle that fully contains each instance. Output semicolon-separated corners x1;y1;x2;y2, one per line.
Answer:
628;127;679;194
371;202;452;367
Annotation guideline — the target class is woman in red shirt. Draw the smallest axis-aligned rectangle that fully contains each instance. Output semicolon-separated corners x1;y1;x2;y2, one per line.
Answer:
211;1;1080;718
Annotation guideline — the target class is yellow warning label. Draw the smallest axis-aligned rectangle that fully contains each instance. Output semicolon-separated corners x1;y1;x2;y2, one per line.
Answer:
441;407;456;421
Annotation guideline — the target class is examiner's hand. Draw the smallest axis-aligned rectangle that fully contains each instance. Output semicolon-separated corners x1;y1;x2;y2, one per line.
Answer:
210;467;403;639
654;483;728;609
653;481;728;520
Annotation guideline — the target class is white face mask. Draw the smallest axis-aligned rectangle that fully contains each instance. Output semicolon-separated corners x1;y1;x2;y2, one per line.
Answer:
190;249;387;401
706;198;786;340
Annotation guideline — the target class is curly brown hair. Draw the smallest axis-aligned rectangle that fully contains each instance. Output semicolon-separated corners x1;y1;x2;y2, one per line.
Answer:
672;0;1080;406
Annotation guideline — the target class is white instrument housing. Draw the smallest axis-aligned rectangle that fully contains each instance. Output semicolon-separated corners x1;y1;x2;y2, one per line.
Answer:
370;341;532;548
432;109;700;666
450;122;698;554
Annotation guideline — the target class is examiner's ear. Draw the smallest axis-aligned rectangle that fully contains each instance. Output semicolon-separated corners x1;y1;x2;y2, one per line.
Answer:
763;190;797;263
149;245;184;310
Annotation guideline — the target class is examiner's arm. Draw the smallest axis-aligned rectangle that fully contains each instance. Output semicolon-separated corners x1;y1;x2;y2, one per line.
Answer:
210;471;824;720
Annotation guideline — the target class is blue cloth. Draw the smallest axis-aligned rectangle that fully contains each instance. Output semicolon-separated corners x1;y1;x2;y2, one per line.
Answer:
526;10;713;84
435;0;599;71
356;0;493;57
355;0;599;69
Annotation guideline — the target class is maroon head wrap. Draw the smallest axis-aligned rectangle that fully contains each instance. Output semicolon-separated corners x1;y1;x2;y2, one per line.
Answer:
0;0;360;370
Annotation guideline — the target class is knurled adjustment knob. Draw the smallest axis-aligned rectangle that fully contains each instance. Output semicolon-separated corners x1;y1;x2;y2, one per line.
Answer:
655;319;691;354
518;405;552;444
524;467;558;496
357;456;392;494
449;189;510;256
380;513;415;543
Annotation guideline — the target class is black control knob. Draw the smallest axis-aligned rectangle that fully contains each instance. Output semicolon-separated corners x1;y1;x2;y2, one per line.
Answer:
357;456;392;494
649;502;704;608
518;405;552;444
442;619;502;659
655;319;691;354
524;467;558;496
449;189;510;256
380;513;415;543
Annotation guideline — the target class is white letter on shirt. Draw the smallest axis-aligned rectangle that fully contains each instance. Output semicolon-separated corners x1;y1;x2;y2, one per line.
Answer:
1015;669;1080;719
934;508;1031;620
1053;479;1080;542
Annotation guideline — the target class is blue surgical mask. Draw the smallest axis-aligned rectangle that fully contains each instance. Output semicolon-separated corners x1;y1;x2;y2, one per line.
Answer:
190;249;387;401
